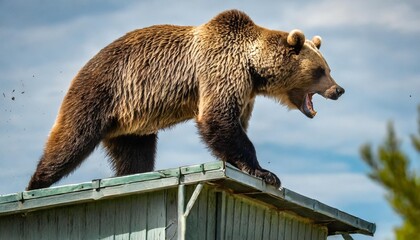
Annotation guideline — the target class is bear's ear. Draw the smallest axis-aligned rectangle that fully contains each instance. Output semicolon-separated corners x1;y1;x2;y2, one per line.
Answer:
312;36;322;49
287;29;305;50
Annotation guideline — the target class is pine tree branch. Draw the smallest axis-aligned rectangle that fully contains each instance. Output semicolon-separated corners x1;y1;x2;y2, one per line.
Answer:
359;108;420;239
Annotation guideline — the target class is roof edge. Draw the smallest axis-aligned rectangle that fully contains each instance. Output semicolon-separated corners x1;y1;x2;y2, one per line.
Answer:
0;161;375;236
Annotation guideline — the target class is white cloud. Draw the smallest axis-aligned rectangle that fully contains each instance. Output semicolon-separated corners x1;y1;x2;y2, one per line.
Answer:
288;0;420;34
248;97;387;156
282;172;384;206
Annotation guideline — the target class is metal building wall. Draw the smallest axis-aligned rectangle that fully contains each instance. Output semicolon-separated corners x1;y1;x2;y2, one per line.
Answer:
0;190;172;240
0;184;327;240
215;191;328;240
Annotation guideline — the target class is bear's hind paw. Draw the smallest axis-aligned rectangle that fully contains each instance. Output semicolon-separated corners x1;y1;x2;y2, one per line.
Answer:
255;169;281;189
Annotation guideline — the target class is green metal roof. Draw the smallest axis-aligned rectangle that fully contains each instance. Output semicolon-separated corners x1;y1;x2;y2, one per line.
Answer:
0;161;375;236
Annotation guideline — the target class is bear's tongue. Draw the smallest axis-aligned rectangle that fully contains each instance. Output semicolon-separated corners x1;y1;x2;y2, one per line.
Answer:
302;93;317;118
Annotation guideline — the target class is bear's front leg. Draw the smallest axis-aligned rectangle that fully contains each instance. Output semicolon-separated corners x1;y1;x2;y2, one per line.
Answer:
196;102;281;188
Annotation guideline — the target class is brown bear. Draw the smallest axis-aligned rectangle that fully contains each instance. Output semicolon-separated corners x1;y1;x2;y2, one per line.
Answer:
27;9;344;190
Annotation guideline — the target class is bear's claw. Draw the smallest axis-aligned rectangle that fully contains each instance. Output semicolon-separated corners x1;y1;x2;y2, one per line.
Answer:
255;169;281;189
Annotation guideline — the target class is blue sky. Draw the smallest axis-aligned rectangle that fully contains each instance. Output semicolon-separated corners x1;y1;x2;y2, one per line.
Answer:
1;0;420;239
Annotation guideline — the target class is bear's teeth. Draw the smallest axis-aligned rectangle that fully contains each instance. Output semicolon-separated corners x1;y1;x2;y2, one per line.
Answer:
308;93;314;108
302;93;317;118
308;93;316;115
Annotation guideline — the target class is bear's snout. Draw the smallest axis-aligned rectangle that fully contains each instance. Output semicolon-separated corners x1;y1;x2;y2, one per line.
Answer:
324;85;345;100
335;86;345;98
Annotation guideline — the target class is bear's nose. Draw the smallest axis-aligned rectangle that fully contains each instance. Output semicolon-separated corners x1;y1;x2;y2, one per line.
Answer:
336;86;345;97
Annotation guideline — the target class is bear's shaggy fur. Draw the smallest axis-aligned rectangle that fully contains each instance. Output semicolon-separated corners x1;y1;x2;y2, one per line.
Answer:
27;10;344;190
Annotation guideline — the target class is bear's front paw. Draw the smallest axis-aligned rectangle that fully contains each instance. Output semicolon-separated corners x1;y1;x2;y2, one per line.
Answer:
255;169;281;188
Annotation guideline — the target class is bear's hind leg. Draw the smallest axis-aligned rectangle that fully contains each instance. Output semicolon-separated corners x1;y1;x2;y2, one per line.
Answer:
27;121;105;190
103;134;157;176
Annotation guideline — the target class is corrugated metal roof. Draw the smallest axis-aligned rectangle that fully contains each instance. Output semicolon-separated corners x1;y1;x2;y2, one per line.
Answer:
0;161;375;236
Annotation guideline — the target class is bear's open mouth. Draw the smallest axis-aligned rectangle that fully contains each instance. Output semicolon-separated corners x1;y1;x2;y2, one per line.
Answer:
302;93;317;118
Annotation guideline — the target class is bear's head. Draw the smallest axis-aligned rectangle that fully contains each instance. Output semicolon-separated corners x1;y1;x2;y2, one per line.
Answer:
250;29;345;118
284;30;345;118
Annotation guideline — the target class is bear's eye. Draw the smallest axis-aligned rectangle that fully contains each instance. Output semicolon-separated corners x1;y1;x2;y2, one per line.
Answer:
313;67;325;79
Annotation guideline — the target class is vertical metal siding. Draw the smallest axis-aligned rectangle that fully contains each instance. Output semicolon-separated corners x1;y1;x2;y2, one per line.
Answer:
216;191;328;240
131;194;148;239
146;191;166;239
0;191;169;240
0;184;328;240
184;184;217;240
165;189;178;240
